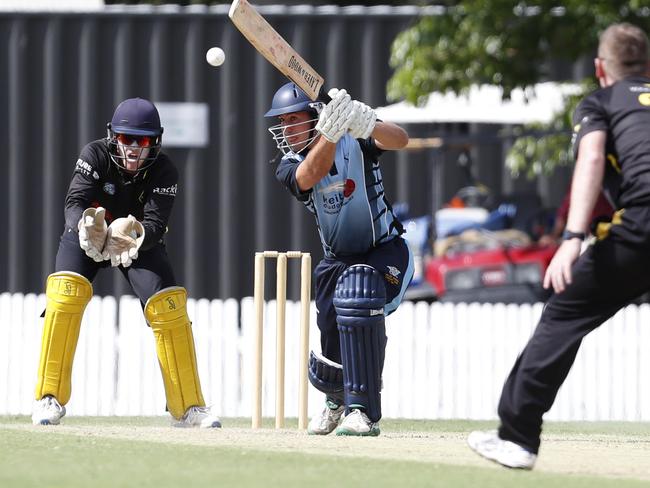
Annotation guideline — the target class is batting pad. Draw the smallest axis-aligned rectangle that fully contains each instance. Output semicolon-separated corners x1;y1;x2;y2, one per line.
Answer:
334;265;387;423
145;287;205;419
35;272;93;404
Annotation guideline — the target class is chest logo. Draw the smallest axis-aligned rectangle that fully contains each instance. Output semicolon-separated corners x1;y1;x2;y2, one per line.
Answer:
343;179;356;198
103;183;116;195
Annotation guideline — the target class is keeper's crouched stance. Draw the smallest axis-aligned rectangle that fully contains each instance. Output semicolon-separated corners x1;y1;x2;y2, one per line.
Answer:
32;97;220;428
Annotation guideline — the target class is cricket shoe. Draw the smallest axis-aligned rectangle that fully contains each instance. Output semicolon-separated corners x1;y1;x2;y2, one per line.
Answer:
335;408;380;437
175;406;222;428
467;430;536;470
307;399;345;435
32;395;66;426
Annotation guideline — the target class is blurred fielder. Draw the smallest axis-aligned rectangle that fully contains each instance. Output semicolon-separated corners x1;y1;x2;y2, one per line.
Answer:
265;83;413;436
469;23;650;468
32;97;220;428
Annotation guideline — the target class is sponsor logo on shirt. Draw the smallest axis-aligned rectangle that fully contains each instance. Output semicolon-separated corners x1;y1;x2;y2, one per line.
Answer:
75;158;93;177
153;184;177;196
343;179;356;198
384;265;401;286
92;171;100;180
103;183;116;195
318;179;355;214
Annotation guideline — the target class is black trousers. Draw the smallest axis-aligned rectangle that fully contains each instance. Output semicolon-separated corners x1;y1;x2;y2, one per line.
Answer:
55;227;176;304
497;206;650;454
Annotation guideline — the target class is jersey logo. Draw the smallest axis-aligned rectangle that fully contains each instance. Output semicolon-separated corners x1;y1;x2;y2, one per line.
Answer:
75;158;93;177
92;171;100;180
103;183;116;195
153;184;177;196
318;181;345;194
384;265;401;286
639;93;650;106
343;179;356;198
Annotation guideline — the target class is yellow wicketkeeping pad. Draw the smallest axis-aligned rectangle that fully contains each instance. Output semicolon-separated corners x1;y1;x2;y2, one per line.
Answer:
145;287;205;419
35;272;93;404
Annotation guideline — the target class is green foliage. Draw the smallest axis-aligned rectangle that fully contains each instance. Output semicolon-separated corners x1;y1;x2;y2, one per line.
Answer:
505;79;597;178
388;1;650;177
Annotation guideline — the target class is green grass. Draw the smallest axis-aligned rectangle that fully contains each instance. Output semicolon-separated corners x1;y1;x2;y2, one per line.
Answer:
1;416;648;488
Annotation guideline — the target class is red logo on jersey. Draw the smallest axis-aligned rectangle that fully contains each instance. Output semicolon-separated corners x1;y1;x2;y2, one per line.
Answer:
343;179;356;198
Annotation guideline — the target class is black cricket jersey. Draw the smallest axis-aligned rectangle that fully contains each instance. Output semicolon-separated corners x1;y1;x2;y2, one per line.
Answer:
572;76;650;208
64;138;178;251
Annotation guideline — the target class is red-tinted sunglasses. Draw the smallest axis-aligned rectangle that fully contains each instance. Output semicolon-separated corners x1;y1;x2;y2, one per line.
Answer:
116;133;153;147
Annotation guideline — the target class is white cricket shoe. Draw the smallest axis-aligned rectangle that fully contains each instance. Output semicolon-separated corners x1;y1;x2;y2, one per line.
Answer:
32;395;66;426
335;408;380;437
175;406;222;428
307;400;345;435
467;430;537;470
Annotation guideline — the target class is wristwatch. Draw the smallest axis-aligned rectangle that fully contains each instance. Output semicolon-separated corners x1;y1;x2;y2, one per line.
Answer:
562;230;586;241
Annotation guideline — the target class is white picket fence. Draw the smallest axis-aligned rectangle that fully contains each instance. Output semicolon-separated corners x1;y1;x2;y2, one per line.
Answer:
1;291;650;421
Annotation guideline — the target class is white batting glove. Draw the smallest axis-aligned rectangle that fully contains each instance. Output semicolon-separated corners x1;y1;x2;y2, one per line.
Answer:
103;215;145;268
78;207;108;263
349;100;377;139
315;88;356;143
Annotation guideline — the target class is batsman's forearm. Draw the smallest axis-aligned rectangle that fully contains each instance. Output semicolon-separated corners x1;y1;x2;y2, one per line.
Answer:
373;122;409;151
295;137;336;191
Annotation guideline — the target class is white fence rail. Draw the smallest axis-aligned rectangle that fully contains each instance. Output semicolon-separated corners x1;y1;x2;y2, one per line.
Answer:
1;292;649;421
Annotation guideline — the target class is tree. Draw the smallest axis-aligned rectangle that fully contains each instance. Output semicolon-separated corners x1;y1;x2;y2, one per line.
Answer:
388;1;650;177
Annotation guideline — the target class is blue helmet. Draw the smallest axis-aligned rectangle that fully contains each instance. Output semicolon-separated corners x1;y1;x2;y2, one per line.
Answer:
107;97;163;176
265;83;323;155
265;82;320;118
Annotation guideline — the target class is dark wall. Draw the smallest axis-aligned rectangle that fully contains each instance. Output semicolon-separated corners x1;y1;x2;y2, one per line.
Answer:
0;5;571;300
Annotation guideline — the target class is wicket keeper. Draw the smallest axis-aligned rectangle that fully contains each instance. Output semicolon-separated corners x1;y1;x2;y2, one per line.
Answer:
32;97;221;428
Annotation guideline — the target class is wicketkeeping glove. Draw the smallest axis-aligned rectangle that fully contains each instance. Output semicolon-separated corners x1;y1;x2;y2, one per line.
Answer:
103;215;145;268
315;88;356;143
348;100;377;139
78;207;108;262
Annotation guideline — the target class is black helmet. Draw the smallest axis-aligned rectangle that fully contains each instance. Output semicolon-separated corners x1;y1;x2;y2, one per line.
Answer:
107;97;164;176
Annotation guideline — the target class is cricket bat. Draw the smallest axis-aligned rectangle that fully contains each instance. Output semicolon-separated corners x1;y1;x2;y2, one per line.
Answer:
228;0;326;101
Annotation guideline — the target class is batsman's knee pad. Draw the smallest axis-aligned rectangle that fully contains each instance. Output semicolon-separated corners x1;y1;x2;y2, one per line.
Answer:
308;351;344;404
333;265;387;422
35;272;93;405
145;287;205;419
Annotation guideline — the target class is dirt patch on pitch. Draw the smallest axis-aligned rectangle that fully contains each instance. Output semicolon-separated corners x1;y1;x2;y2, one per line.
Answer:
6;424;650;481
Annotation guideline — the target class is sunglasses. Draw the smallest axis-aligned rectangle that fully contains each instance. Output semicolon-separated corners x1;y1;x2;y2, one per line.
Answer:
116;133;153;147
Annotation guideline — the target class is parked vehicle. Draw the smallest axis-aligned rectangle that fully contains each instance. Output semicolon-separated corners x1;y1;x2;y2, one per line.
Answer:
399;190;558;304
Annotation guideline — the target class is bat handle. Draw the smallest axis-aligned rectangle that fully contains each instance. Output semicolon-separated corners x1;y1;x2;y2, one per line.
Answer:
317;87;331;104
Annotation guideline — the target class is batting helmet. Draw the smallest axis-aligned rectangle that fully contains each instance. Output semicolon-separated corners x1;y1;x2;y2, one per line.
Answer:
265;82;321;118
265;83;323;156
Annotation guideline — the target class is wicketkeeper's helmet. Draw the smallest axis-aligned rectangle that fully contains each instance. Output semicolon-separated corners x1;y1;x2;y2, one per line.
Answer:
106;97;164;175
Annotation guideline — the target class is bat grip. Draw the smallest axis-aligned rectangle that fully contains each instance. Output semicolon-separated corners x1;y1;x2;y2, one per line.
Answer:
316;87;332;104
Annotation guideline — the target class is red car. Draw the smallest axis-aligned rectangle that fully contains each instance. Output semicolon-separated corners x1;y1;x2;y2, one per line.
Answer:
424;241;558;304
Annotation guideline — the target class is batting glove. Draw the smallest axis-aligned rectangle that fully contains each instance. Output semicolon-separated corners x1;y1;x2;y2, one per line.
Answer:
315;88;356;143
103;215;145;268
78;207;108;262
349;100;377;139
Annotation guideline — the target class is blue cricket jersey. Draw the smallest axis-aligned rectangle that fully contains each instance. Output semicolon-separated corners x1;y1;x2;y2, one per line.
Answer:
276;134;403;257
